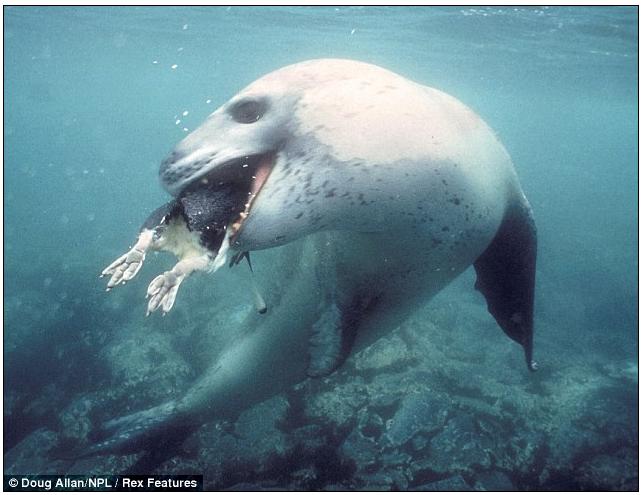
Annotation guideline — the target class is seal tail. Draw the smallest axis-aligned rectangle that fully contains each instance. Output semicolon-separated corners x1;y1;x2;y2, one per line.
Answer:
76;401;188;458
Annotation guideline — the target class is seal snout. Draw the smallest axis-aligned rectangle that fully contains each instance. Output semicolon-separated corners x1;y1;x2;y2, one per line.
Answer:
159;149;190;192
160;147;224;195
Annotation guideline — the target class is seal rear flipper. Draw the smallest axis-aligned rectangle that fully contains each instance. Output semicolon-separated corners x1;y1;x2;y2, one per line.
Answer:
473;198;538;371
77;401;185;457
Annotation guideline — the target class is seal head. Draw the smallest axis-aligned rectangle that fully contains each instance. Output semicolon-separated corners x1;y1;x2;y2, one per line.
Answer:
160;60;514;255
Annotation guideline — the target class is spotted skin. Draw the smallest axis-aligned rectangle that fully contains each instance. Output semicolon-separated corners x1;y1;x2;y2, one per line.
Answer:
92;59;536;456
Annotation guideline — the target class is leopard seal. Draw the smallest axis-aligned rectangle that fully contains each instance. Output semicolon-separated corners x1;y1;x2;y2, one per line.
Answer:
91;59;537;455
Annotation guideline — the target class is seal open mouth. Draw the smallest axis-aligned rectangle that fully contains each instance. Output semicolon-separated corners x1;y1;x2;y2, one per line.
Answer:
178;153;274;256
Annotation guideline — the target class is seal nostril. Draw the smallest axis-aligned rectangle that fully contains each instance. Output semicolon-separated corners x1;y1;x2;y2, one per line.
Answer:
160;151;186;182
162;150;187;167
160;168;177;182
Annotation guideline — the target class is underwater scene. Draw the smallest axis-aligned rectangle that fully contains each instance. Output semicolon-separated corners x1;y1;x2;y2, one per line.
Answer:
3;6;638;491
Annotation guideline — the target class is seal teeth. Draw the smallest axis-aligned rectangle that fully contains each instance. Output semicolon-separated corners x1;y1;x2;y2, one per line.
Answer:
224;153;275;244
229;195;253;237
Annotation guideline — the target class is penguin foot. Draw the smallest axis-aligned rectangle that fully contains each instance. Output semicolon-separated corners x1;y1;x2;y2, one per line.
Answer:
145;255;209;316
102;247;146;290
146;270;185;316
101;231;154;290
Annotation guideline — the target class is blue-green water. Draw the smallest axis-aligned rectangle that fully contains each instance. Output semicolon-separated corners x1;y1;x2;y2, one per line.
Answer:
4;6;638;490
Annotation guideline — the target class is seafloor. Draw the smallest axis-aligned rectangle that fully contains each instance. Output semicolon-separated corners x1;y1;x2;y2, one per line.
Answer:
4;266;638;491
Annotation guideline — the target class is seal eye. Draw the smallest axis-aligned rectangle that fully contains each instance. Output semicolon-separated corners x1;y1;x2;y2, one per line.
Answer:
230;99;266;124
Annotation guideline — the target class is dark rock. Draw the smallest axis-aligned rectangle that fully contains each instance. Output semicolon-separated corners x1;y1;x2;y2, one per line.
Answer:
357;409;385;439
22;384;64;418
428;414;491;473
161;394;348;490
67;453;141;475
169;396;289;488
339;429;380;473
538;372;637;481
494;427;545;476
354;334;413;371
384;390;450;446
360;467;409;490
291;466;318;485
413;474;471;491
410;433;430;451
211;395;289;472
100;330;192;410
152;457;202;476
576;448;638;491
4;391;18;419
59;396;94;443
580;384;638;447
223;396;288;464
288;424;326;452
388;467;410;490
474;470;514;490
235;394;288;442
305;381;368;428
380;450;411;467
408;454;437;481
226;482;266;491
323;482;351;490
4;428;65;474
369;387;402;412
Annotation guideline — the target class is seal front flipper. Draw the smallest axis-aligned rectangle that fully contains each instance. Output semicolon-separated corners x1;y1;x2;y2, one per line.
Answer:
229;252;268;314
473;198;538;371
307;294;372;377
307;303;344;377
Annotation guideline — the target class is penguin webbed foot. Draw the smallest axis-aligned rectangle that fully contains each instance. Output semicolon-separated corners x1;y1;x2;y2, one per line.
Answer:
146;255;210;316
101;230;154;290
146;271;185;316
